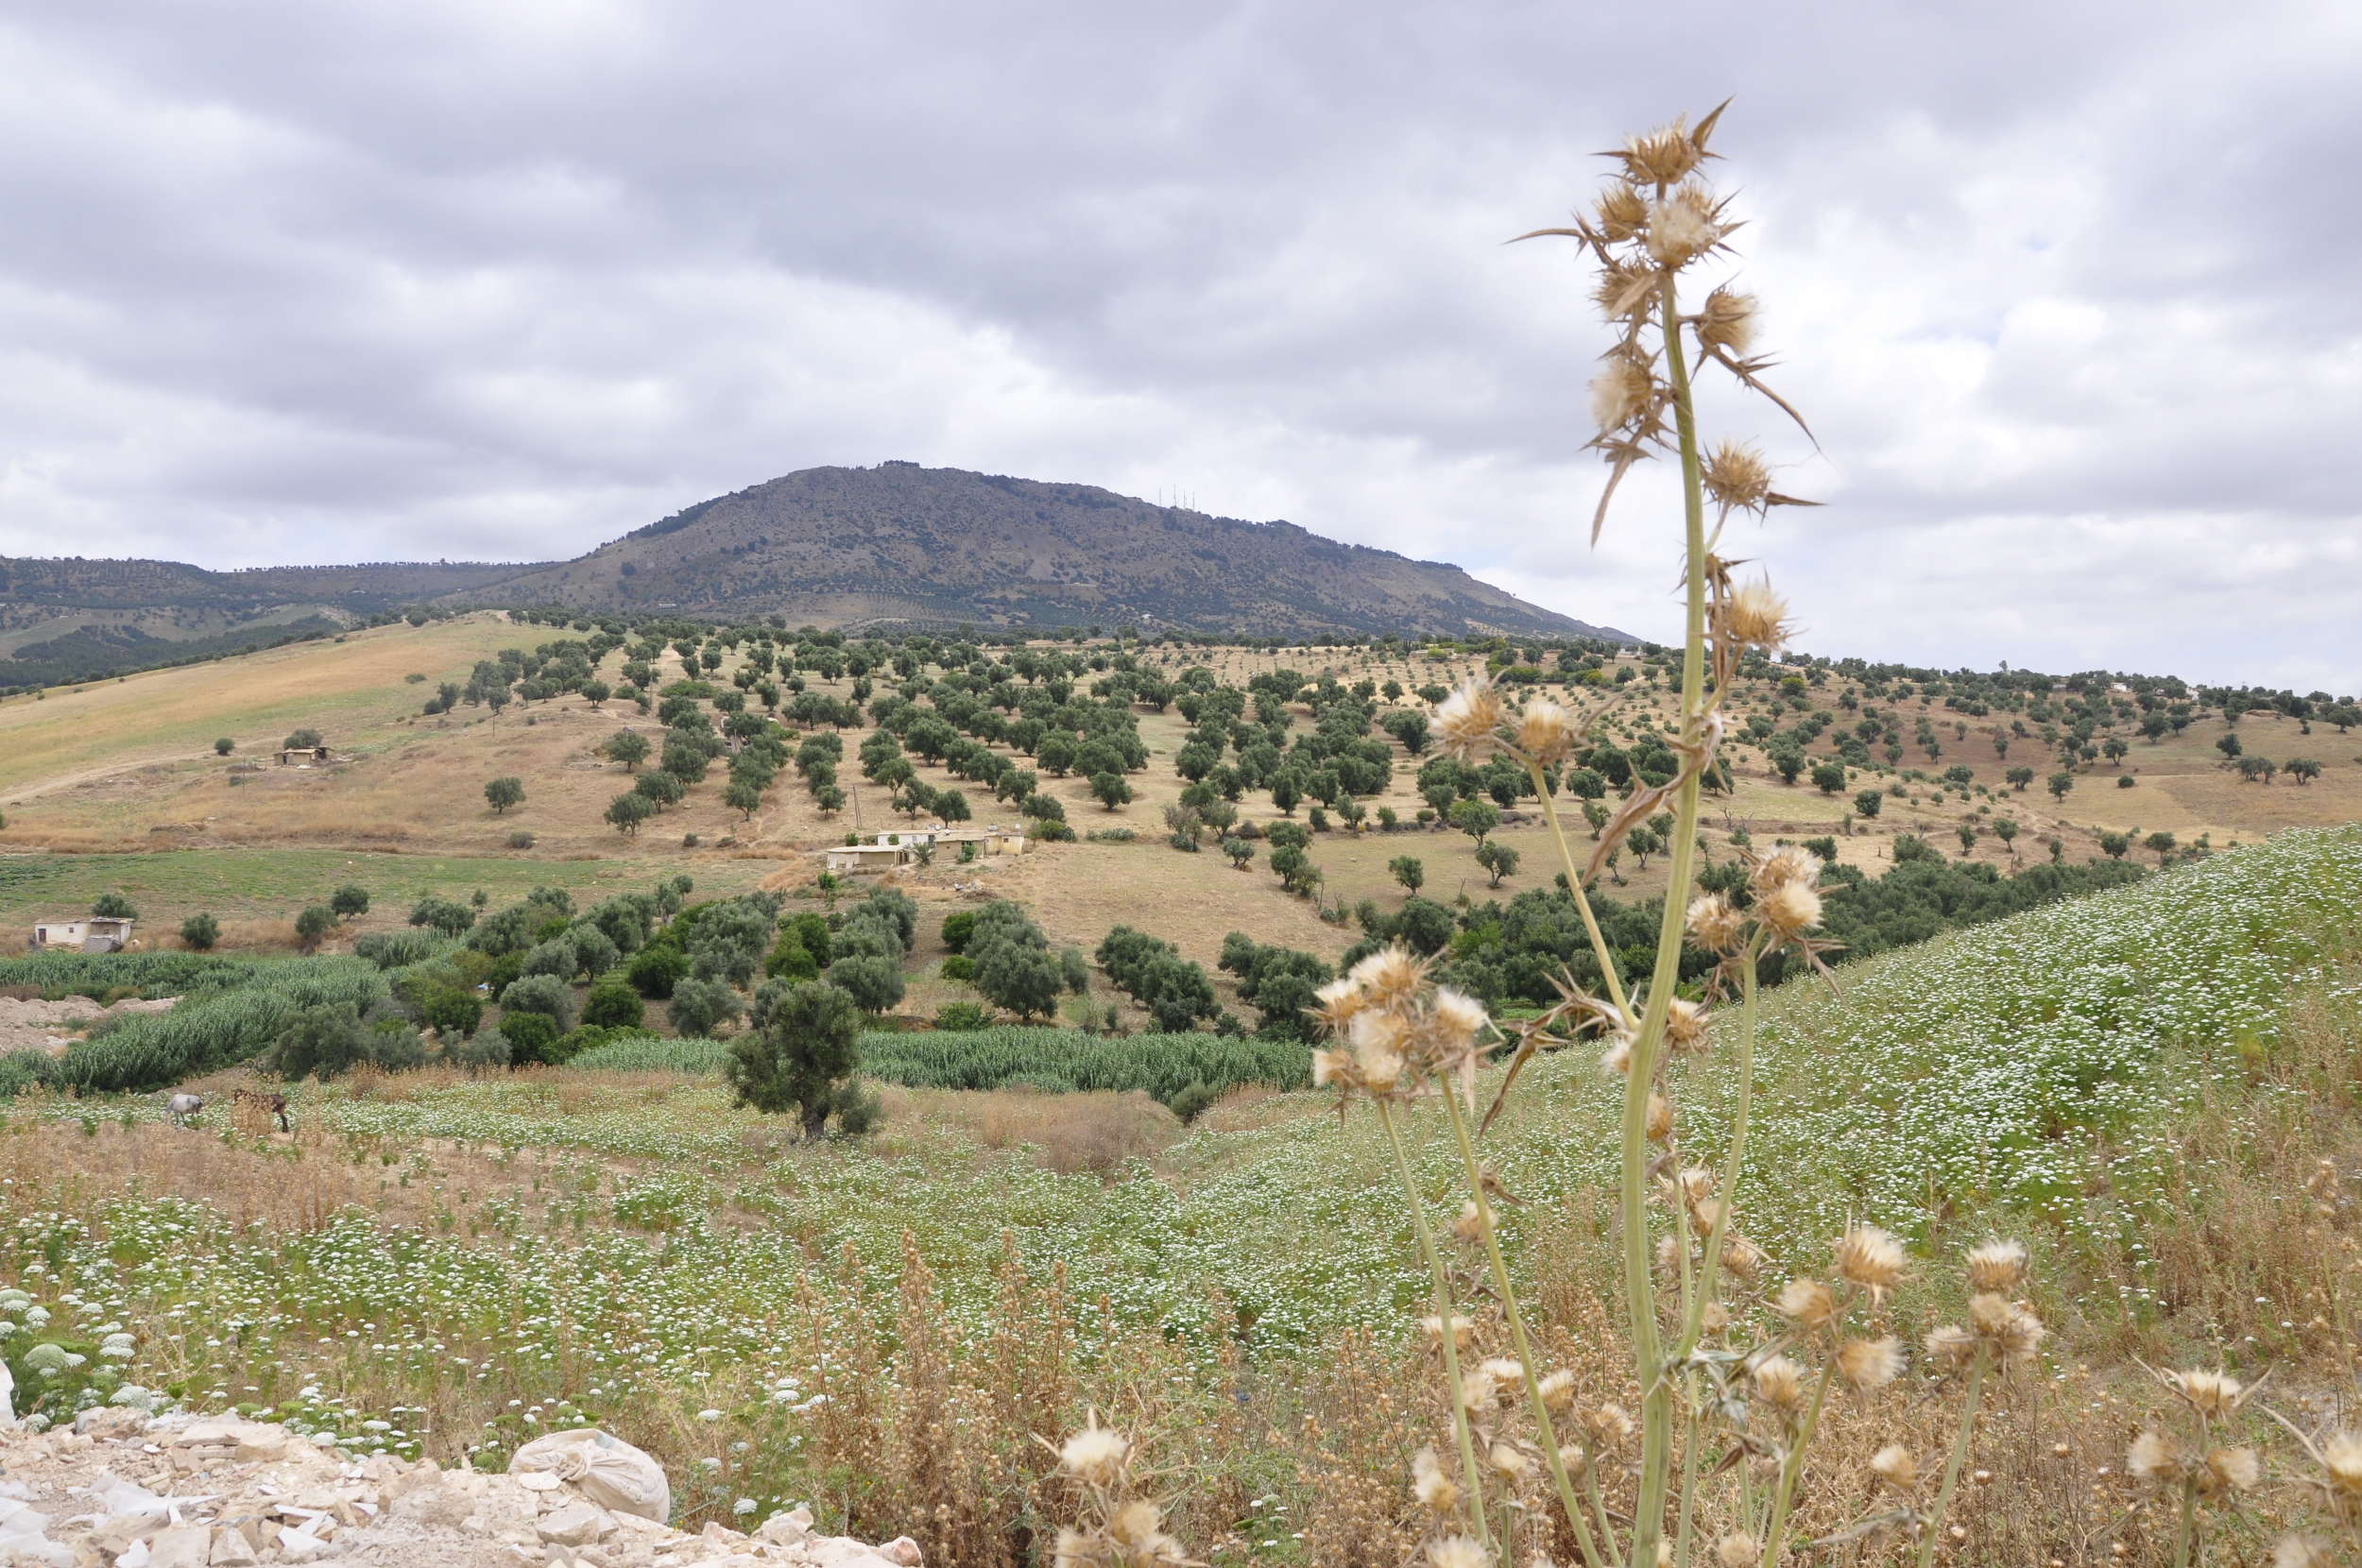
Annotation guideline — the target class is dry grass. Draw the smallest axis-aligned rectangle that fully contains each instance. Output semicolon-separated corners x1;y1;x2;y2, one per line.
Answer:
874;1085;1182;1174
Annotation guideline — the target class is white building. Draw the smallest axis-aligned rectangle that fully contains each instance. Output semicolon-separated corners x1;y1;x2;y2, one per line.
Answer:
31;916;136;953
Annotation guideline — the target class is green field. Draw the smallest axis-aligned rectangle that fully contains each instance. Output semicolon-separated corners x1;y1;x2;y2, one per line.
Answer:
0;847;769;929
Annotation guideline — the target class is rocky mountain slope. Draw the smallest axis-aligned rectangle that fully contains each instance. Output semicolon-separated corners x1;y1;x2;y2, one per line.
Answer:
455;463;1621;639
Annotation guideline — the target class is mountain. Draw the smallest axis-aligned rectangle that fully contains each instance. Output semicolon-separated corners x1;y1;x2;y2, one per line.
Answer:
455;462;1622;640
0;557;549;687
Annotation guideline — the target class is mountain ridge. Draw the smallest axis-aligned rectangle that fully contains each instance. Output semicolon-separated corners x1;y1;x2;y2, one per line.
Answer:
0;465;1628;683
460;462;1626;639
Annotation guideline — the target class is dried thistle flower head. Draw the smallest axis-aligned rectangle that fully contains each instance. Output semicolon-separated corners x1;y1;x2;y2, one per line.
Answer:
1703;445;1775;520
1720;1236;1764;1283
1435;679;1506;761
1104;1498;1185;1559
1459;1363;1500;1411
1751;844;1818;895
1646;1089;1675;1141
1595;180;1650;242
1774;1276;1837;1330
2320;1431;2362;1498
1600;1031;1635;1076
1536;1369;1578;1412
1754;877;1823;940
1420;1314;1475;1347
1645;185;1726;268
1837;1336;1903;1391
1617;113;1715;185
1412;1445;1459;1515
2202;1446;2261;1496
1869;1444;1918;1492
1485;1439;1531;1480
1924;1324;1976;1367
1963;1239;2029;1293
1311;975;1367;1033
1714;1532;1761;1568
1589;353;1656;435
1686;892;1747;953
1835;1225;1905;1299
1593;256;1658;322
1964;1291;2046;1366
2128;1431;2188;1487
1480;1356;1525;1389
2168;1369;2244;1418
1512;696;1576;763
1059;1420;1132;1488
1753;1355;1806;1411
1348;945;1428;1007
1698;286;1757;354
1429;987;1489;1046
1721;577;1795;652
2276;1537;2336;1568
1663;996;1710;1054
1584;1403;1636;1446
1425;1536;1494;1568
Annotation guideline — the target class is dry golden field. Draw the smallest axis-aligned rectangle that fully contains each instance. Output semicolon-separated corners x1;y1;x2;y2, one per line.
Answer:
1;622;2353;1010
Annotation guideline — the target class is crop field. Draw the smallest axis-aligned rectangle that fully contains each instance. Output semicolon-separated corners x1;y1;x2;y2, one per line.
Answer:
1;827;2356;1561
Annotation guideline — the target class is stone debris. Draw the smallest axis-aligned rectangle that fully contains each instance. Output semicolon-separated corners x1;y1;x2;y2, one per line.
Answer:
0;1412;921;1568
0;995;177;1060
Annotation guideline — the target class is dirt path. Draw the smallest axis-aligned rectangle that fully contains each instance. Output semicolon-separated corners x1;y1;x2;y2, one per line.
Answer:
1;749;210;806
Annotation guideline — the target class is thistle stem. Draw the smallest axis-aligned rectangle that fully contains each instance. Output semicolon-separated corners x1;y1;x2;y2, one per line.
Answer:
1625;247;1713;1568
1527;758;1635;1025
1915;1348;1990;1568
1378;1099;1493;1551
1680;952;1761;1352
1438;1075;1614;1567
1756;1353;1839;1567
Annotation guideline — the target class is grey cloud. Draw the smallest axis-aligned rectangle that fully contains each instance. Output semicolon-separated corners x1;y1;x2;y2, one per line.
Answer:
0;0;2355;689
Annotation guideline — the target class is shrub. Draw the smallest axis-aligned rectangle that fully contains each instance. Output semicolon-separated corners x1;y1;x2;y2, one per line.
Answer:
352;929;441;969
408;896;475;937
497;1011;561;1065
214;737;234;756
933;1000;990;1031
294;906;335;953
446;1029;510;1070
581;980;645;1030
859;1026;1309;1106
507;830;537;849
498;972;575;1032
329;884;370;922
940;954;974;982
92;892;138;920
627;945;690;998
726;980;875;1137
666;976;742;1036
564;1035;727;1073
826;954;905;1014
485;776;526;814
179;913;220;952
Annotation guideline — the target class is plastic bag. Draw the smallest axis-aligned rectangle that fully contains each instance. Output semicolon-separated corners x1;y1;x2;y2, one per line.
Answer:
0;1498;74;1568
507;1429;671;1523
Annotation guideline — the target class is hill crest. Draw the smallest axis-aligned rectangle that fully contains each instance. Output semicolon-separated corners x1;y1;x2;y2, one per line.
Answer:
466;462;1623;639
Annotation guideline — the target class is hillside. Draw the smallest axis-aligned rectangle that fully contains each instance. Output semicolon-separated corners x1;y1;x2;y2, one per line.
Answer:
0;556;548;687
453;462;1620;639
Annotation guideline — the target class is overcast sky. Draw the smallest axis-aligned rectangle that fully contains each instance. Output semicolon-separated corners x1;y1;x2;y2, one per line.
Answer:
1;2;2356;690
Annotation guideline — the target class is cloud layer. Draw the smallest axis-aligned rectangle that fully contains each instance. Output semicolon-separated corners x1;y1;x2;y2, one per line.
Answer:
1;0;2355;689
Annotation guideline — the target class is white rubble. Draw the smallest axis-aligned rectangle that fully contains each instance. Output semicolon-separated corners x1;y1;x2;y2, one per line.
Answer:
0;1412;919;1567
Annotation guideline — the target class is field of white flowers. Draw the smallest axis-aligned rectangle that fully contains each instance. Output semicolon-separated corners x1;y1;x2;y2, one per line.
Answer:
2;826;2355;1546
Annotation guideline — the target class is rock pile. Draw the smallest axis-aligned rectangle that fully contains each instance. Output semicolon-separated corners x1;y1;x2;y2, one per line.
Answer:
0;1408;921;1567
0;995;176;1060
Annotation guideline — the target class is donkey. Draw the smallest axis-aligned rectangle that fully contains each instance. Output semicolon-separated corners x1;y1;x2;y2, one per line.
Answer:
233;1087;292;1133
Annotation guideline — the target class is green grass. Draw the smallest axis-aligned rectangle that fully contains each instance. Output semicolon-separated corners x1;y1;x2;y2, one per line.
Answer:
0;849;713;926
858;1025;1309;1101
565;1035;731;1073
